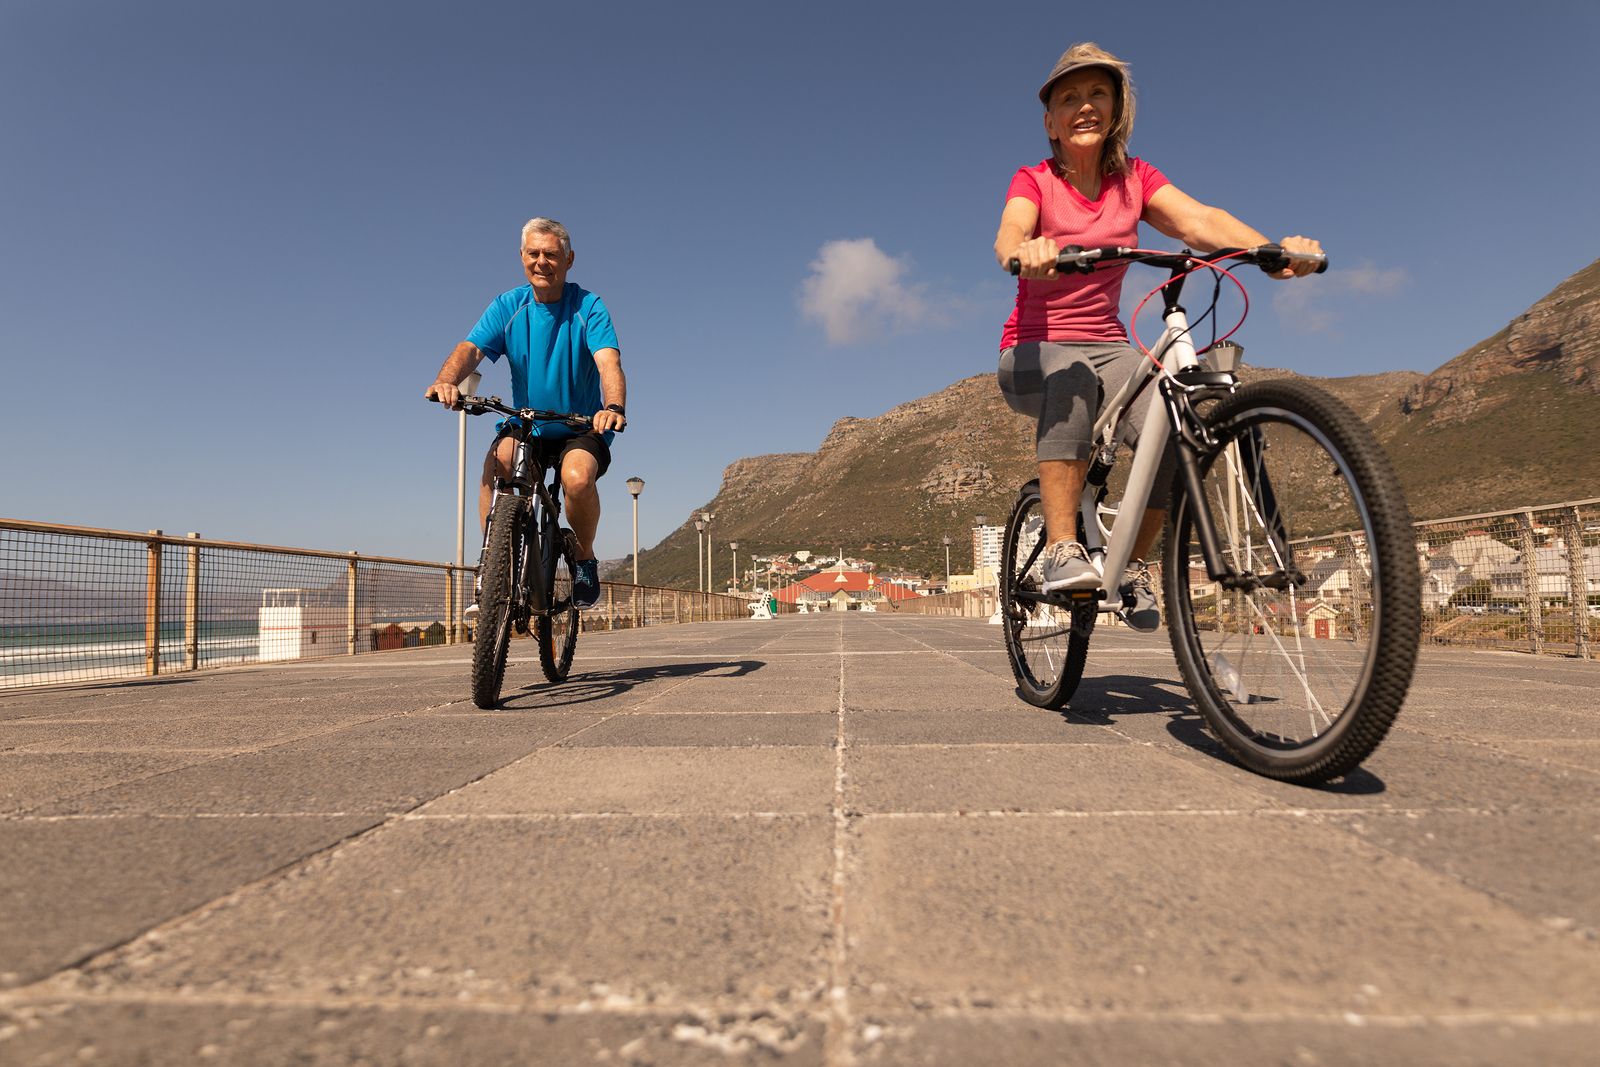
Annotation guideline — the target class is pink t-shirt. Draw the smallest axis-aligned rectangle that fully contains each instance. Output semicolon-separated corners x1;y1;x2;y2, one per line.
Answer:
1000;157;1170;348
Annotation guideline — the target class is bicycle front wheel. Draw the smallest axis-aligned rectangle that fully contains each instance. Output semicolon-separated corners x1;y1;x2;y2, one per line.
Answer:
1002;488;1096;708
538;528;580;683
472;497;530;709
1164;378;1420;783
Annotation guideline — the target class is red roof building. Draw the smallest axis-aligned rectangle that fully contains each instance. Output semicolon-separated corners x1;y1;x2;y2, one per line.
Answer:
774;570;922;608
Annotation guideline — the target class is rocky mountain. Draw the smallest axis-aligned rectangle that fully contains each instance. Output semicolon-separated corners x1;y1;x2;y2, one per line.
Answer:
626;258;1600;588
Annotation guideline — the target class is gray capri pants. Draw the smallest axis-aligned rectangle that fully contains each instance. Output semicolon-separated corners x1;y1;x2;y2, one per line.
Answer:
998;341;1176;501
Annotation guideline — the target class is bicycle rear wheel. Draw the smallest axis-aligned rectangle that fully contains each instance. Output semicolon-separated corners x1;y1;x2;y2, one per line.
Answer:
1002;488;1096;708
1164;378;1420;782
538;527;580;683
472;496;529;709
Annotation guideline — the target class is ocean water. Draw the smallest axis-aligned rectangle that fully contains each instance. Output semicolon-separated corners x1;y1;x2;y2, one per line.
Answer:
1;621;262;686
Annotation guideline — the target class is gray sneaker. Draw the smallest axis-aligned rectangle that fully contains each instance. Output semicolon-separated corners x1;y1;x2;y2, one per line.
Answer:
1041;540;1099;593
1121;560;1160;632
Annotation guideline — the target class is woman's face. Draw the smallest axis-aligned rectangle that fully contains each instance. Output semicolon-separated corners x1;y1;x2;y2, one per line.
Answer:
1044;68;1117;155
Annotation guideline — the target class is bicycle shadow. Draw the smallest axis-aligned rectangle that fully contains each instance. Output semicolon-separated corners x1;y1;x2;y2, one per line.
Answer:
1056;673;1386;795
498;658;766;710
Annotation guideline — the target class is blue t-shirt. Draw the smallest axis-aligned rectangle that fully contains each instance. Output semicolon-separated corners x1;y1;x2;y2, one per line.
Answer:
466;282;620;441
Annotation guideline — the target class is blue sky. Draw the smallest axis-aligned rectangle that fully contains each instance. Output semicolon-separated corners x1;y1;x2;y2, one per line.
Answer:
3;0;1596;565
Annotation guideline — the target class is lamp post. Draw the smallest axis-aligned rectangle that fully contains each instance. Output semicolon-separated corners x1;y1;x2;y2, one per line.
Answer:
453;370;482;642
626;477;644;585
943;535;952;585
454;370;483;571
700;511;714;593
729;541;739;594
694;519;706;593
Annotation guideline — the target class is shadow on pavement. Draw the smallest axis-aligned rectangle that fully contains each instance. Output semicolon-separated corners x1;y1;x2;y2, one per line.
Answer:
1057;674;1389;794
501;659;766;709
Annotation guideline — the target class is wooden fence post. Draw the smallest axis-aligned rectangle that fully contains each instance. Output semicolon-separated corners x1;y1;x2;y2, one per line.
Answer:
1565;506;1590;660
184;532;201;671
347;552;360;656
145;530;162;676
1519;511;1544;655
445;566;456;645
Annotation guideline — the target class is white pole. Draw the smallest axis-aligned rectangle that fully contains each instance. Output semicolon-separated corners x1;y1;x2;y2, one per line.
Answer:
454;371;483;570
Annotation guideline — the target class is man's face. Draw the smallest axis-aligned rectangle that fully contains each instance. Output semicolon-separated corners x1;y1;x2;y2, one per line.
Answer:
521;231;573;291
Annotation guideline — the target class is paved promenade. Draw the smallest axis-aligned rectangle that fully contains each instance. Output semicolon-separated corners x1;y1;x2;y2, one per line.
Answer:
3;614;1599;1065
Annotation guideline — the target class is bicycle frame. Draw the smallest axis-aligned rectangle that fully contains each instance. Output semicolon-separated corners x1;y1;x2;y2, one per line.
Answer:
1074;273;1286;609
484;428;566;619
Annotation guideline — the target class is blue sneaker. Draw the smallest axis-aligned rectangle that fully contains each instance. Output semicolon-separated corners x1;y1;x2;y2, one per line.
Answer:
572;558;600;609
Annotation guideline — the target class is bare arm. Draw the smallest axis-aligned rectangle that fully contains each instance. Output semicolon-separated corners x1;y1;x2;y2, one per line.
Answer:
1144;185;1322;278
424;342;485;409
995;196;1064;280
591;347;626;433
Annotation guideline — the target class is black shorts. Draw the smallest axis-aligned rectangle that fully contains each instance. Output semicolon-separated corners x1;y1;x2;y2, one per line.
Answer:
494;423;612;479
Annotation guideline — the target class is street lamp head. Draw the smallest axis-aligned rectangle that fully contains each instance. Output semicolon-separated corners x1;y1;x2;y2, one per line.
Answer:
730;541;739;550
942;535;953;547
701;511;714;523
694;520;705;533
974;514;988;528
626;476;644;498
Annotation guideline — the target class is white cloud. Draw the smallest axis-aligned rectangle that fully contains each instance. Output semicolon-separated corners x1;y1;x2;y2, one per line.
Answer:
1273;260;1410;335
799;238;936;345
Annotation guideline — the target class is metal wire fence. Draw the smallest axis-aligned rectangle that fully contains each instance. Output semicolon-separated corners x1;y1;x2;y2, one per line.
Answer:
1;519;766;691
891;498;1598;660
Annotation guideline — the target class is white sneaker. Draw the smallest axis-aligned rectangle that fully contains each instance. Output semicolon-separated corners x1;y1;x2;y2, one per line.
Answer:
1121;560;1160;632
1041;540;1099;593
462;602;480;621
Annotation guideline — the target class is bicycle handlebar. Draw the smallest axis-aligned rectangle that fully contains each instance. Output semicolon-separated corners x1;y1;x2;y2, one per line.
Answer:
427;393;605;432
1006;244;1328;276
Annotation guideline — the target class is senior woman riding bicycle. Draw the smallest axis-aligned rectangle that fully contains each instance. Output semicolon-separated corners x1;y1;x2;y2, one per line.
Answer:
995;42;1322;630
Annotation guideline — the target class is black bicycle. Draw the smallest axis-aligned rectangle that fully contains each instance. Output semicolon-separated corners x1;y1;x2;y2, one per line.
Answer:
1000;245;1420;783
434;394;593;707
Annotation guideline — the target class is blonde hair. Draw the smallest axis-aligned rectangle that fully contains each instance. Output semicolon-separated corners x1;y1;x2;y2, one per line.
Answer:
1041;42;1137;177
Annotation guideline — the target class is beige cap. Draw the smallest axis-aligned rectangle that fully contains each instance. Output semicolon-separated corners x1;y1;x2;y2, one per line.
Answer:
1038;53;1125;106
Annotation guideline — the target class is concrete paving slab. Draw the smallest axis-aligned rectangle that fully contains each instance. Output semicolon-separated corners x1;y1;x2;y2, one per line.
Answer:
0;999;827;1066
559;712;837;748
859;1014;1600;1067
425;746;836;815
847;708;1126;747
0;752;214;813
1490;739;1600;774
59;817;834;1007
0;815;378;988
32;733;597;816
849;814;1600;1014
11;714;371;753
1320;808;1600;931
1158;736;1600;813
846;744;1277;814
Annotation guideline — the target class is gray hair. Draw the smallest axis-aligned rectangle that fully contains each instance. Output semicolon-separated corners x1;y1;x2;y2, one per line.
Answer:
520;217;571;256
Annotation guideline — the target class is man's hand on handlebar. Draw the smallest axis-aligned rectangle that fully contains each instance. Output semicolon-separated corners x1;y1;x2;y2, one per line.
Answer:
425;380;464;410
591;407;627;434
1004;236;1063;280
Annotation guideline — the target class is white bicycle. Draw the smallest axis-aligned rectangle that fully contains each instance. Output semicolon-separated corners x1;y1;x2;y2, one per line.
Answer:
999;245;1420;783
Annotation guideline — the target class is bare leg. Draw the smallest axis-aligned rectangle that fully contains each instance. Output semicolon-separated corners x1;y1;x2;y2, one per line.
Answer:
561;448;602;559
478;438;516;531
1039;459;1089;545
1131;507;1165;563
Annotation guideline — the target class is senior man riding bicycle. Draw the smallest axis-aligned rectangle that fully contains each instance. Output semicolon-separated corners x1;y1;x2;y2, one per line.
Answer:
426;217;627;611
996;42;1322;630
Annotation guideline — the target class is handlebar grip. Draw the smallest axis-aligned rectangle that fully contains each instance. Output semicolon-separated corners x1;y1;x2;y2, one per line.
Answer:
1254;243;1328;275
1007;258;1021;276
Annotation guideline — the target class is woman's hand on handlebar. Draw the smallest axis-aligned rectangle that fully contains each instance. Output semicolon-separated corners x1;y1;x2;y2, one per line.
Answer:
1270;235;1325;280
425;380;464;410
1004;237;1062;280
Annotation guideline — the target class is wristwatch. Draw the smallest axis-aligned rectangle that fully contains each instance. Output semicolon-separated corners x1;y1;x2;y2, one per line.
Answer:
604;404;626;417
